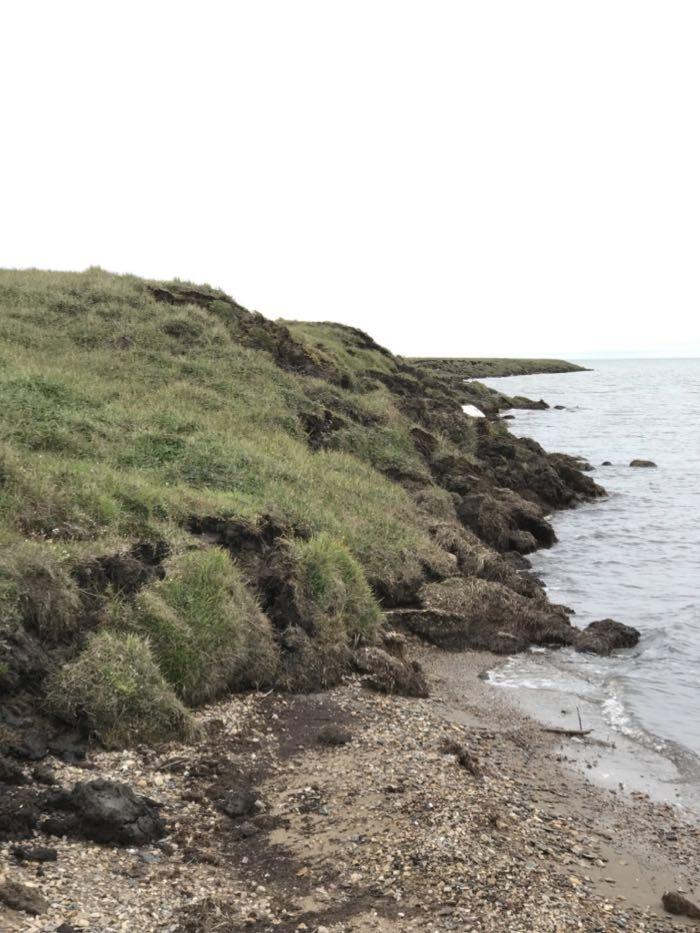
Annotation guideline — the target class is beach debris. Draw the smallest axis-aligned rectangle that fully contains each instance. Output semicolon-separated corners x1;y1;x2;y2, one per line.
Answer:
662;890;700;918
542;727;592;738
317;724;352;746
441;738;483;776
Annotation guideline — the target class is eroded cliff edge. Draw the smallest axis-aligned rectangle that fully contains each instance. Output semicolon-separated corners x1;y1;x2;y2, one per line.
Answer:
0;268;614;761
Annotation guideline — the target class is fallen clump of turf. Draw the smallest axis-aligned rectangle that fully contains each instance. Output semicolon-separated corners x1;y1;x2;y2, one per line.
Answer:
45;630;196;747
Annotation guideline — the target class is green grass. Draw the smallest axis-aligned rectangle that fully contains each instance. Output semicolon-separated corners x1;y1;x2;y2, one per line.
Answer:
0;270;436;582
0;267;487;743
45;630;196;747
409;357;585;378
0;535;81;642
126;547;278;705
288;533;382;645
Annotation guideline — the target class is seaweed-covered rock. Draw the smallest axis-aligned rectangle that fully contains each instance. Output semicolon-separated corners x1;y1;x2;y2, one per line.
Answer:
317;724;352;746
457;490;556;554
277;626;351;692
0;879;48;916
0;787;41;840
0;754;27;785
43;779;165;846
630;459;657;468
387;578;575;653
0;624;50;694
575;619;640;655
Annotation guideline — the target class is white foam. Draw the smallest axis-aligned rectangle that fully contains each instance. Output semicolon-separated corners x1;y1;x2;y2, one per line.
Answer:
601;691;641;739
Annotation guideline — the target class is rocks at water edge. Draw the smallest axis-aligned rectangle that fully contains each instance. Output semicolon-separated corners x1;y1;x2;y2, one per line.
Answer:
386;577;576;654
630;459;657;467
42;779;165;845
575;619;641;655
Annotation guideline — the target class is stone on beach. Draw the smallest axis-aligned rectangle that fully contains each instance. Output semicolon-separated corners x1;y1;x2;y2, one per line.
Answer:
662;890;700;918
0;879;48;916
42;779;165;846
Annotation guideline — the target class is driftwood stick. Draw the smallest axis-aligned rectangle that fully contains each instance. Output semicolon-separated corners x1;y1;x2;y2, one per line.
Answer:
542;726;592;737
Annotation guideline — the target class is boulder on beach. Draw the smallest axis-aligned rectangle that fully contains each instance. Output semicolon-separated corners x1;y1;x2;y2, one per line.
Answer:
0;879;48;916
42;779;165;846
575;619;640;655
352;646;429;697
630;459;657;467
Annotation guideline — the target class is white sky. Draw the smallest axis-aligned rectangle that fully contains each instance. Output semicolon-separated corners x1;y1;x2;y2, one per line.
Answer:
2;1;699;358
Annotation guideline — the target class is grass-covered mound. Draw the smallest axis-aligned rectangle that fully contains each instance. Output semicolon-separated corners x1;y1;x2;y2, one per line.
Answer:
127;547;278;705
45;631;195;747
0;268;601;748
288;534;382;644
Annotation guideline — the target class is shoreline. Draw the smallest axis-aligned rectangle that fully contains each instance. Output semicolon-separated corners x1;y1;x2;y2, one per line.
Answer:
2;275;694;929
487;650;700;816
3;644;698;931
478;363;700;819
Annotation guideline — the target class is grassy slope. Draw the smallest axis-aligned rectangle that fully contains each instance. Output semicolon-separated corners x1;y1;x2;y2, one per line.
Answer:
0;270;440;585
0;268;600;748
0;268;477;740
409;357;586;379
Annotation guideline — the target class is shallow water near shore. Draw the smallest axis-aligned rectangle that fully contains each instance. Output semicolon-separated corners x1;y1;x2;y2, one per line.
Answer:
480;358;700;812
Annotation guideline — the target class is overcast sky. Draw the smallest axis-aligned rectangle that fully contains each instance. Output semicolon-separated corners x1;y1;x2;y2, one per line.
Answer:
2;2;699;358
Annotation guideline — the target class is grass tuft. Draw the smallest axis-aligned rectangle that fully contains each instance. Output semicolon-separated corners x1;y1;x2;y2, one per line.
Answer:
288;533;382;645
126;547;278;705
45;630;195;747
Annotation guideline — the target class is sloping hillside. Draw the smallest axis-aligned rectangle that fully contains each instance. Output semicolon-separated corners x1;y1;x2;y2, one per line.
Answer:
0;268;606;753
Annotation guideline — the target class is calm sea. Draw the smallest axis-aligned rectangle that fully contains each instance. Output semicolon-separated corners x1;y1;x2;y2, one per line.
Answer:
479;359;700;807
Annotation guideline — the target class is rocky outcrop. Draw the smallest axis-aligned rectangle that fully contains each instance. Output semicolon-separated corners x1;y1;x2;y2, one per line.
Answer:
575;619;640;655
630;459;657;468
386;578;575;653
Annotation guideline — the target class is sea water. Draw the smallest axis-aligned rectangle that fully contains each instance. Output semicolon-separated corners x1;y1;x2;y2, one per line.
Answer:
479;359;700;808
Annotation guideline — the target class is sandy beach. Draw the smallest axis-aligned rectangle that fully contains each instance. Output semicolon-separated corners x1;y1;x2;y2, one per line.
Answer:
2;640;699;932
